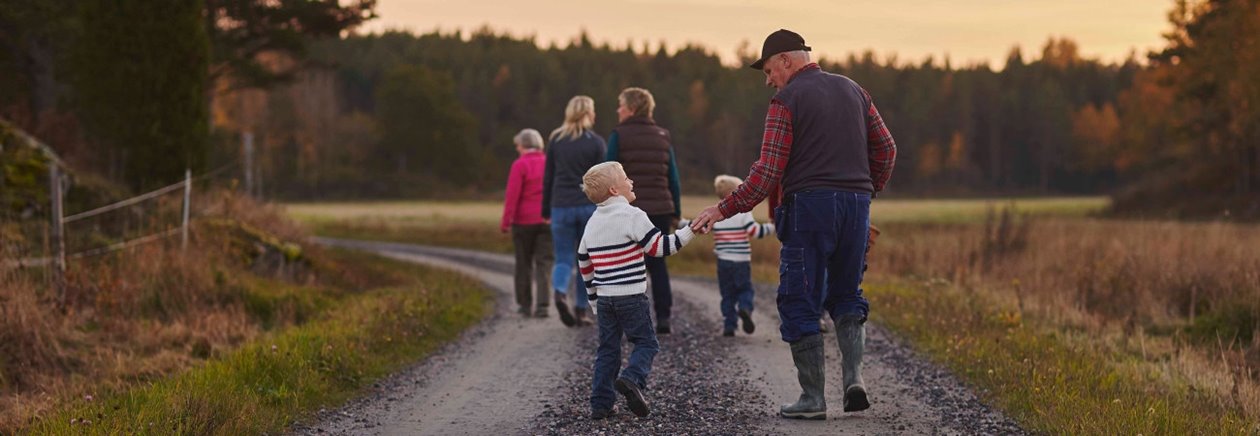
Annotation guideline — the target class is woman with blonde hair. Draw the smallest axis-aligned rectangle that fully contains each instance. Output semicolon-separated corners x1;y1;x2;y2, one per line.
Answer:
542;95;606;327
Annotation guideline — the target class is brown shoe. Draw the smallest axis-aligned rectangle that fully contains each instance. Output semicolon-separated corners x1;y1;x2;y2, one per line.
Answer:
574;307;593;326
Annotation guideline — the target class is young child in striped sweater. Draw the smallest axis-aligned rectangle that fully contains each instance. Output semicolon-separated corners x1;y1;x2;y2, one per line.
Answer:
682;175;775;336
578;161;697;420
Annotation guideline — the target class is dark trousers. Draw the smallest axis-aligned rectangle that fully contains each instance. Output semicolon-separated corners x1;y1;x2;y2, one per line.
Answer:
590;294;658;411
717;259;755;331
645;214;674;323
774;190;871;343
512;223;554;310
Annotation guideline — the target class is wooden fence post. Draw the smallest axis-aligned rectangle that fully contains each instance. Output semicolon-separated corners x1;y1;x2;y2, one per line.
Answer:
49;164;65;303
242;131;254;197
182;168;191;250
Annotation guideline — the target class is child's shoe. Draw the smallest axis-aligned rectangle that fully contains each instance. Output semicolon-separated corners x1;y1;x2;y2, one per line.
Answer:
534;306;549;318
738;309;756;334
614;378;651;417
722;328;735;337
590;407;617;420
655;318;671;335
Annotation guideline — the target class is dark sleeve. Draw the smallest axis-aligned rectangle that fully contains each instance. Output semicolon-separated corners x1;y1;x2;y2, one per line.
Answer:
595;134;607;162
606;131;620;162
542;142;555;219
667;147;682;218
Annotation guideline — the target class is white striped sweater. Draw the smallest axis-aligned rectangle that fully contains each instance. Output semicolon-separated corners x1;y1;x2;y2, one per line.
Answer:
682;212;775;262
578;196;695;298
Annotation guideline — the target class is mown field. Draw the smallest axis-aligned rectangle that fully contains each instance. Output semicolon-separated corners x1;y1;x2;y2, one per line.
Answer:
287;195;1260;434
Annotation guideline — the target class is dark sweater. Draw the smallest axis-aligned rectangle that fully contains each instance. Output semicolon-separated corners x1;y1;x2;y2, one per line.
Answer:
542;130;607;218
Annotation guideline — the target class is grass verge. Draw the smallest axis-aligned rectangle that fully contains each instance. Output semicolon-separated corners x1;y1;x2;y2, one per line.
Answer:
867;279;1258;435
29;249;490;435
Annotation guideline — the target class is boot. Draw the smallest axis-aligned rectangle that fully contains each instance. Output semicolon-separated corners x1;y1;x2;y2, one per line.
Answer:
835;314;870;412
779;334;826;420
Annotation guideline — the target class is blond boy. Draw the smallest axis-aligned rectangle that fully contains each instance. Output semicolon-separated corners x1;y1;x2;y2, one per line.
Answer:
577;162;697;419
682;175;775;336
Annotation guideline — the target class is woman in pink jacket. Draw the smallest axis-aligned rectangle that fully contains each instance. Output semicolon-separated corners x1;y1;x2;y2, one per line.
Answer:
502;128;554;317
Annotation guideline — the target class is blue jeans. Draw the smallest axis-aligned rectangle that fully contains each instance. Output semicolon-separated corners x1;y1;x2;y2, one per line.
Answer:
550;204;595;309
591;294;658;411
774;190;871;343
717;259;755;331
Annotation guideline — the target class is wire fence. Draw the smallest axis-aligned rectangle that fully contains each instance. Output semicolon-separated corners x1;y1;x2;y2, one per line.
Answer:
2;122;242;303
0;119;260;303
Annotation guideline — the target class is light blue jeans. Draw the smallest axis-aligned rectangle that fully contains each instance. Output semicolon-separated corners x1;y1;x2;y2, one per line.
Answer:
550;204;595;309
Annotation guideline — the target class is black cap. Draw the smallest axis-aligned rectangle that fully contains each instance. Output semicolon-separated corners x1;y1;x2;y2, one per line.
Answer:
749;29;811;70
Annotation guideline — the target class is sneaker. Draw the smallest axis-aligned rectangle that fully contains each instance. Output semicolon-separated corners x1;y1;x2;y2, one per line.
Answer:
614;378;650;417
518;306;531;316
534;306;549;318
590;407;617;420
738;309;755;334
722;329;735;337
555;293;576;327
655;319;671;335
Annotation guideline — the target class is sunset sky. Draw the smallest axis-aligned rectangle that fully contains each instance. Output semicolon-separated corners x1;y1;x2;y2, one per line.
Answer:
361;0;1174;69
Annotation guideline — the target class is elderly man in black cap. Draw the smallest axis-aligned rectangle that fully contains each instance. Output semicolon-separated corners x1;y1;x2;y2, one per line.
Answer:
690;29;897;420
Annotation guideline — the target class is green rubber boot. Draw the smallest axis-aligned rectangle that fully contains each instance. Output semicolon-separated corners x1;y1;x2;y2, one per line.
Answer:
779;334;827;420
835;314;870;412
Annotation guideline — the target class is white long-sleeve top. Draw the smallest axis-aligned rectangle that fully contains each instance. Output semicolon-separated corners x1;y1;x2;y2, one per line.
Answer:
709;212;774;262
680;213;774;262
578;196;695;298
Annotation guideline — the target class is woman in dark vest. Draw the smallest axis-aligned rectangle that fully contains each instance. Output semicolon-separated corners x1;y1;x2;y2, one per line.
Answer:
606;87;682;334
543;95;606;327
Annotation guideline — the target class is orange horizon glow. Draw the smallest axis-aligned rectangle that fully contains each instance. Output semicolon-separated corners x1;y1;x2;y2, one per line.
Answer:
361;0;1173;69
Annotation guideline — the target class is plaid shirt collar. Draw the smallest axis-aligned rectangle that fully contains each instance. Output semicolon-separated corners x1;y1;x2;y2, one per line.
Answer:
786;63;821;86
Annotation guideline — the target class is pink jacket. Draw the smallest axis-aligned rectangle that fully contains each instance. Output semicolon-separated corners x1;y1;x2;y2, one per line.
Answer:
502;151;547;231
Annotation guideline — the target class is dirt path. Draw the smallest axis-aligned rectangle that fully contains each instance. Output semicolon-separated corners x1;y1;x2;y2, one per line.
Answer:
298;238;1023;435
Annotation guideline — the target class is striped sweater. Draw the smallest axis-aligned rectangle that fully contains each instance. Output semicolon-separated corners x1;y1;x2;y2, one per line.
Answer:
681;213;775;262
578;196;696;298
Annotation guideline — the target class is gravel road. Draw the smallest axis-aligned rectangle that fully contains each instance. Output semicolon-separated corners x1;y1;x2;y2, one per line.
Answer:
295;238;1024;435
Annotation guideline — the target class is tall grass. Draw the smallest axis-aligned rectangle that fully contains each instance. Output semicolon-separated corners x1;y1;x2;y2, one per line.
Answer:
869;211;1260;426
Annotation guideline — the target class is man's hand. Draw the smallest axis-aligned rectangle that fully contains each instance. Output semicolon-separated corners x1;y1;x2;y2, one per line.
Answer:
690;205;724;234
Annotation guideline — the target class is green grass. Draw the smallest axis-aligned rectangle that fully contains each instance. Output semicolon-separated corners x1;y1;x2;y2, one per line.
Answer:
31;250;490;435
866;279;1258;435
